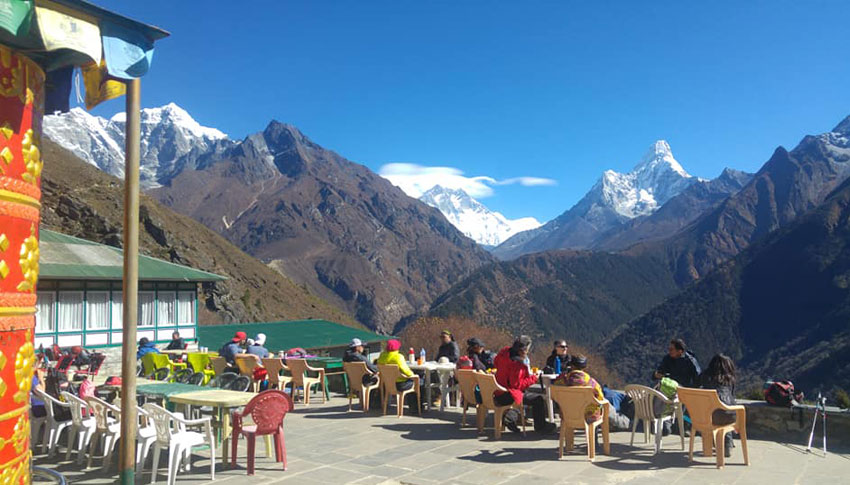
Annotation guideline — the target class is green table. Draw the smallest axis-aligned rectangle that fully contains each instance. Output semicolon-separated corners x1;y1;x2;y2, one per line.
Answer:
136;382;216;410
296;357;347;398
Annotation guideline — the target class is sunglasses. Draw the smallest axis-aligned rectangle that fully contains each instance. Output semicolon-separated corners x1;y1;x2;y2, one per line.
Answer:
556;345;568;349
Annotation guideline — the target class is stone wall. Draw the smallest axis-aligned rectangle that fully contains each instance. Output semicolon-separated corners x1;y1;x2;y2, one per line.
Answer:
740;399;850;451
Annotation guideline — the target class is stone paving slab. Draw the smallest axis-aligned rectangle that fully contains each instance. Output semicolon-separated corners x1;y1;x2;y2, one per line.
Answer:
33;397;850;484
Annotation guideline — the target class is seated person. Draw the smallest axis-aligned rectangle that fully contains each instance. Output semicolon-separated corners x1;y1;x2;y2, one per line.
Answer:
246;333;270;359
700;354;738;458
436;330;460;363
136;337;159;360
377;339;418;407
219;331;247;365
494;336;554;433
543;339;571;375
653;338;701;388
344;338;378;385
466;337;492;371
554;355;604;423
165;331;186;351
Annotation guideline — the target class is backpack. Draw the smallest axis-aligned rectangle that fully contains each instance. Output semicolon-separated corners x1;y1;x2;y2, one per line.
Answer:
765;380;803;407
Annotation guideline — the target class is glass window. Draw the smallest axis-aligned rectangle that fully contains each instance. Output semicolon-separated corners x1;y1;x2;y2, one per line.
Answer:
85;291;110;330
139;291;155;327
157;291;176;326
57;291;83;331
36;292;55;333
177;291;195;324
111;291;123;329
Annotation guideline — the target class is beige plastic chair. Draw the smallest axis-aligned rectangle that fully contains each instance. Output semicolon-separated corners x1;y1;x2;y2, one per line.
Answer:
235;355;262;391
624;384;685;454
473;372;525;439
211;357;228;376
377;364;421;417
677;387;749;468
286;358;326;404
343;362;380;412
550;386;610;460
262;358;292;391
455;369;479;427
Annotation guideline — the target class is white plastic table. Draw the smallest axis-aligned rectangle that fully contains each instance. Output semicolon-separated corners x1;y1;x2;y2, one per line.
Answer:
408;361;457;411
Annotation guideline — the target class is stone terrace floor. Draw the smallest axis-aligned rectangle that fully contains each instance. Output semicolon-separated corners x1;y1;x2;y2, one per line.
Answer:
34;396;849;484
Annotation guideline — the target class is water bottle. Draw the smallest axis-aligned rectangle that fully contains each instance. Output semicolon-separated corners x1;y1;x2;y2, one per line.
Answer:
554;356;561;374
408;347;415;363
419;348;426;364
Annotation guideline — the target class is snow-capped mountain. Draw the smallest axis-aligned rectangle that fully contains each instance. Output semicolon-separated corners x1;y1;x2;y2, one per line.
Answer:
44;103;228;187
494;140;700;259
419;185;541;247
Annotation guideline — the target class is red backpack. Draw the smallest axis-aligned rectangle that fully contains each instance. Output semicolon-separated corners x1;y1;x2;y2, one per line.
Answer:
764;380;804;407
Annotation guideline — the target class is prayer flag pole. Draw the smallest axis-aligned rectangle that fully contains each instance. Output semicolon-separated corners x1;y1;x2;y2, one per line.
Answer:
119;78;142;485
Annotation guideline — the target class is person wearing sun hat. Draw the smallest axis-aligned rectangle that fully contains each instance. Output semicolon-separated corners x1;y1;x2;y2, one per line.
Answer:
219;331;247;365
246;333;270;359
344;337;379;386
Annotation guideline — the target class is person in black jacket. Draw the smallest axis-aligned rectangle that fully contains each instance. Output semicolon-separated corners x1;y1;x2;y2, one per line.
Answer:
543;340;571;375
700;354;738;457
436;330;460;363
343;338;378;385
165;331;185;351
652;338;701;388
466;337;493;371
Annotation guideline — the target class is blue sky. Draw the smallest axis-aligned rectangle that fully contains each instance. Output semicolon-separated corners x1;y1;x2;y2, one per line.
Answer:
92;1;850;222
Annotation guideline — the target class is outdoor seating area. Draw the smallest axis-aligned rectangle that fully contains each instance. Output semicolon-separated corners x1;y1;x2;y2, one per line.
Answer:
31;392;847;485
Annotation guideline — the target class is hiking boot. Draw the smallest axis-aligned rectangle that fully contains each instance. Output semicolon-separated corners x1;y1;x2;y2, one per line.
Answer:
504;416;521;433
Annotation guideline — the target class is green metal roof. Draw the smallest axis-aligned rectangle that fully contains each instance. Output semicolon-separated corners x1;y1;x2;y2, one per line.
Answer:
197;320;392;352
39;229;226;282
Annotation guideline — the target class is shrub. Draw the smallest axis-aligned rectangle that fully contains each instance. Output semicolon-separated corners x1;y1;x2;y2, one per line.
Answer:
834;388;850;409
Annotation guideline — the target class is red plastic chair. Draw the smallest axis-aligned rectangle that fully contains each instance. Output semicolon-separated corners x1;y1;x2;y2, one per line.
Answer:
229;390;293;475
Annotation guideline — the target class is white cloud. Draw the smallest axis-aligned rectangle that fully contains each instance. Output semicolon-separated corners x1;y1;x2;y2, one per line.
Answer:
379;162;556;199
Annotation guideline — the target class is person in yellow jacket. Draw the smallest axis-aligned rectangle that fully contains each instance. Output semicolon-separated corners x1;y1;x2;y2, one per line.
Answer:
377;339;416;391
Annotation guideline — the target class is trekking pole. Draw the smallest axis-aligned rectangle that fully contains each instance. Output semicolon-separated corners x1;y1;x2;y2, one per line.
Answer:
805;392;820;453
821;395;827;455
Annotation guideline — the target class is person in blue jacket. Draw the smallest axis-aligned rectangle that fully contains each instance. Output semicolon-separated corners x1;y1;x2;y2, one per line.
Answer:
136;337;160;360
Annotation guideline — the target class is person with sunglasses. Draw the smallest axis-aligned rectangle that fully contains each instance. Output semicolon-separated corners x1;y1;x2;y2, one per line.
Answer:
543;340;571;375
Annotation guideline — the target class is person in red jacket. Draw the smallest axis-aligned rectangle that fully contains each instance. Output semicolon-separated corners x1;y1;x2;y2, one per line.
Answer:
493;335;555;433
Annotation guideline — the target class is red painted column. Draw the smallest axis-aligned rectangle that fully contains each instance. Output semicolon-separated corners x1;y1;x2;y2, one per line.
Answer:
0;43;44;484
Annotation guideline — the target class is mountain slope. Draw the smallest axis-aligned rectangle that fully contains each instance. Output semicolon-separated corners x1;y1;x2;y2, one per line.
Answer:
151;121;494;332
602;175;850;392
44;104;230;188
494;140;698;259
40;138;357;327
428;250;679;345
418;185;541;246
630;116;850;284
594;168;753;251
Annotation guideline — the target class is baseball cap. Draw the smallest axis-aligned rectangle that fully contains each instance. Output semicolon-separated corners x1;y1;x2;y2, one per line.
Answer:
232;331;247;342
349;338;363;348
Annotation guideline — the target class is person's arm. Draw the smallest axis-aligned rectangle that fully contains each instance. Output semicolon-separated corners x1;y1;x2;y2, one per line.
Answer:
516;365;538;390
395;354;414;378
653;356;669;380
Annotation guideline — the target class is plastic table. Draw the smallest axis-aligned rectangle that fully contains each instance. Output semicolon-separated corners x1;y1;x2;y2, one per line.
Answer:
168;389;256;465
408;361;457;411
540;373;559;421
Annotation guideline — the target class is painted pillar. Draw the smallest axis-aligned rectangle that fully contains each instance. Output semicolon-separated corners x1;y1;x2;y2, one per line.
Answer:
0;44;45;484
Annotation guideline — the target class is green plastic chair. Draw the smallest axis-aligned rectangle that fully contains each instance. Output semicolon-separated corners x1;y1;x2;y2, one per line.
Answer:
140;352;186;377
186;353;215;385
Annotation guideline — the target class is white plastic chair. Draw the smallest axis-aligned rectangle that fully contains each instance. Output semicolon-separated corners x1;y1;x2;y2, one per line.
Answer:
137;405;158;468
85;396;122;470
32;389;72;457
60;392;97;464
143;403;215;485
624;384;685;454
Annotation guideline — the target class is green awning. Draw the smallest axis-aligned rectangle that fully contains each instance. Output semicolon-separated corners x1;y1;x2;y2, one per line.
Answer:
39;229;226;282
197;320;392;352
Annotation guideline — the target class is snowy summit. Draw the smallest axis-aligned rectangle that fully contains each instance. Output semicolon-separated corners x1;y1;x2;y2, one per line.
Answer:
44;103;227;187
419;185;541;246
